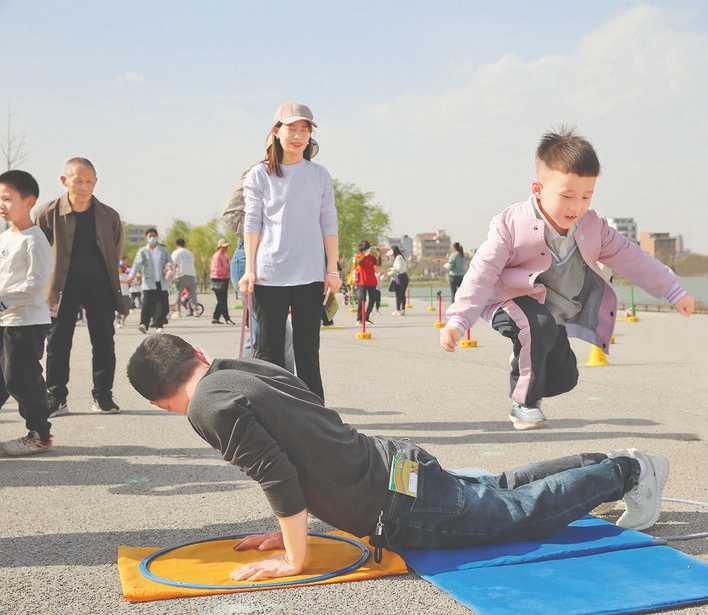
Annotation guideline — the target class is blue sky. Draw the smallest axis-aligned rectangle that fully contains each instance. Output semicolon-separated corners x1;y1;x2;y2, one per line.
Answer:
2;1;708;251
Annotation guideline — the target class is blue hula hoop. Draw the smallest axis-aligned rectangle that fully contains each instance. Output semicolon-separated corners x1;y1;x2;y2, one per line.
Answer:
139;531;370;590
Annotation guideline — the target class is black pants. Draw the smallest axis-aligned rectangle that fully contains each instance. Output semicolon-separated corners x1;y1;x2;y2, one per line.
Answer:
0;325;51;440
47;277;117;403
253;282;324;401
141;283;169;329
394;273;409;312
356;286;377;321
491;296;578;407
449;275;464;303
212;279;231;322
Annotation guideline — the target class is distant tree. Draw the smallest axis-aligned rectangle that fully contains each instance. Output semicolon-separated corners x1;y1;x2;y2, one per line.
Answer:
164;219;192;251
334;180;390;266
1;111;28;171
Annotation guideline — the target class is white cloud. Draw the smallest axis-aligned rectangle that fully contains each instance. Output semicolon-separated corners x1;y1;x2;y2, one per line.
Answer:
114;71;145;84
325;5;708;252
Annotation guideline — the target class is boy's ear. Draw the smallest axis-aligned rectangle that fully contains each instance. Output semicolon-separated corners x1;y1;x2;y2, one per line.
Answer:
59;175;68;188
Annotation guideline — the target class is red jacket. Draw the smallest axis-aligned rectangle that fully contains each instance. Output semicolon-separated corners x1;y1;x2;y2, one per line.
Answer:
356;254;378;287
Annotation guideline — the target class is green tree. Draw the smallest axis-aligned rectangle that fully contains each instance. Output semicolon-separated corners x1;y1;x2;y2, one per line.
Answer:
334;180;390;267
164;219;193;251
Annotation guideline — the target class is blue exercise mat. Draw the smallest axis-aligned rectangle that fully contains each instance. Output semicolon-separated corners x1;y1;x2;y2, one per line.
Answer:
398;516;708;615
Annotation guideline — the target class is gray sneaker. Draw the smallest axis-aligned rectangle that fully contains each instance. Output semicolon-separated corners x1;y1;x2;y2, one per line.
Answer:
509;401;546;430
609;448;669;530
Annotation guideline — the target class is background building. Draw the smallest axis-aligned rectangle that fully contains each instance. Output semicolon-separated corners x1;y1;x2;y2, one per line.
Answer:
413;230;451;260
608;217;638;243
124;223;158;244
382;234;414;257
640;231;677;266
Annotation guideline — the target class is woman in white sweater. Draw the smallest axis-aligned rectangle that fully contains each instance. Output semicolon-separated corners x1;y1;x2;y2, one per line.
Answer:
389;246;409;316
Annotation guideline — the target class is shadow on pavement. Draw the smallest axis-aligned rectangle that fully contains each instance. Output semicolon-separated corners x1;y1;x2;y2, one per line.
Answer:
0;517;279;568
352;418;663;431
1;458;248;496
332;407;403;417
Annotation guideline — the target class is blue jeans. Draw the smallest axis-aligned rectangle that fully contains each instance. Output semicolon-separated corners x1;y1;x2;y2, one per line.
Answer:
382;443;636;550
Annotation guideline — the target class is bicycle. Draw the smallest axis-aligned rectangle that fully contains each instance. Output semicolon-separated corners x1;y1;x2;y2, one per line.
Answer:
179;288;204;317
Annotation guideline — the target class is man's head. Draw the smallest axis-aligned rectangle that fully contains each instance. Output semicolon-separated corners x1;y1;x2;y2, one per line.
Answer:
175;238;186;248
0;170;39;225
127;334;209;413
145;227;159;247
533;127;600;234
60;157;97;205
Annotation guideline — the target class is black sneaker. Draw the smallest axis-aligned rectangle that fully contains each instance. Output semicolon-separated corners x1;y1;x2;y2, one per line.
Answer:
48;397;70;417
91;397;120;414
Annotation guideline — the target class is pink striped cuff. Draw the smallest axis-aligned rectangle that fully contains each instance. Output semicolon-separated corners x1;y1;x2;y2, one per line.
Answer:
665;283;687;305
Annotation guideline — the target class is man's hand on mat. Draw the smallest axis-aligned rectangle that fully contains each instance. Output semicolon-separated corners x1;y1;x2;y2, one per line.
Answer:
229;553;302;581
234;532;285;552
440;325;463;352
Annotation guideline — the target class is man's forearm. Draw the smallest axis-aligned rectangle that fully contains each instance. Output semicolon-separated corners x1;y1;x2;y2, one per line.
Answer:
324;235;339;274
277;509;309;571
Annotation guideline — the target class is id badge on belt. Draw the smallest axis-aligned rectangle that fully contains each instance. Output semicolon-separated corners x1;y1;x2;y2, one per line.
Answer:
388;452;419;497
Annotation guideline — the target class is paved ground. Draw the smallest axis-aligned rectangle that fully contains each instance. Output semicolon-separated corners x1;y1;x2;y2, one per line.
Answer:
1;295;707;615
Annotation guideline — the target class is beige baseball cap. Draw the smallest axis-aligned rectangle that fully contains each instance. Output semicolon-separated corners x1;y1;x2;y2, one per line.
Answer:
273;101;317;127
216;239;230;248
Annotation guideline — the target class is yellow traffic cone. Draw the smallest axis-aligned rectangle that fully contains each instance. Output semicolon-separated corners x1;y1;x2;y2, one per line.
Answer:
586;345;608;367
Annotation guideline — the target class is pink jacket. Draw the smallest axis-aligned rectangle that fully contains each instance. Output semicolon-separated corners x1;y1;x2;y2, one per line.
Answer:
210;249;230;279
447;195;685;352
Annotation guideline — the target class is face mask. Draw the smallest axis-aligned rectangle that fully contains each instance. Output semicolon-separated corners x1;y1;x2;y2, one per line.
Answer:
147;236;158;247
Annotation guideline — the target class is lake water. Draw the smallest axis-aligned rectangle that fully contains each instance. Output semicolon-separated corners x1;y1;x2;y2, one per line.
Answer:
398;276;708;305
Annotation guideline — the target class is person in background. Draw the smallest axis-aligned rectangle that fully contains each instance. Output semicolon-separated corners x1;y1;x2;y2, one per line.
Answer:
446;242;465;303
116;259;131;328
132;228;173;334
34;157;125;416
0;170;54;454
355;240;379;325
128;262;142;309
171;238;197;317
210;239;234;325
239;101;340;402
389;246;409;316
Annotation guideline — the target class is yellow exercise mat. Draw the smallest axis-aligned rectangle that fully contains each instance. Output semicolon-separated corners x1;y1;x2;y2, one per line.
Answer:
118;531;408;603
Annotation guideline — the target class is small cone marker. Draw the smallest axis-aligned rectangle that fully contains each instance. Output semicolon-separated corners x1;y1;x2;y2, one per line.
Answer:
460;328;478;348
426;286;436;311
356;300;372;340
586;345;608;367
406;288;413;310
433;291;445;329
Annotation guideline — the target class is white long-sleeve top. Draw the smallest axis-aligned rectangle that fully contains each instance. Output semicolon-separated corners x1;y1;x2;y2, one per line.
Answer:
243;160;338;286
0;225;52;326
390;254;408;275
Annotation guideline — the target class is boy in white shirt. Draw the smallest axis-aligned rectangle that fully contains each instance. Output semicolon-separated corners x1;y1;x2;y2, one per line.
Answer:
0;170;54;455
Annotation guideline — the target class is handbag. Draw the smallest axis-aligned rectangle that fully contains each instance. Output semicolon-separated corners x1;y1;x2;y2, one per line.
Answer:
323;291;339;321
388;279;397;292
211;279;228;292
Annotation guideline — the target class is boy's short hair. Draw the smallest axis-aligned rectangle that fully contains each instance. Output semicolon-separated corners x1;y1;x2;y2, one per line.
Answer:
536;127;600;177
175;238;186;247
144;227;158;236
127;334;201;401
0;170;40;199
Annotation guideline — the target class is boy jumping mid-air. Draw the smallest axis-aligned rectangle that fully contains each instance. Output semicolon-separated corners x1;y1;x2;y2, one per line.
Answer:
441;128;695;430
128;334;668;582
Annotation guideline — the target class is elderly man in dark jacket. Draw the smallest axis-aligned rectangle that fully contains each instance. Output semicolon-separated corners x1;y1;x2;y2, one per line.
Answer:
34;157;126;415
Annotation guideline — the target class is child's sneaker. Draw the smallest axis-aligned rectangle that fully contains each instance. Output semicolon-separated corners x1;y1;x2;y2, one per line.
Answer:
509;402;545;430
2;431;53;456
610;448;669;530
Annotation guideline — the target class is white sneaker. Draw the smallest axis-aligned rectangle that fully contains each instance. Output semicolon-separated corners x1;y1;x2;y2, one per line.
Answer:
138;324;147;334
155;327;164;333
609;448;669;530
1;431;53;456
509;401;545;430
392;311;401;316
